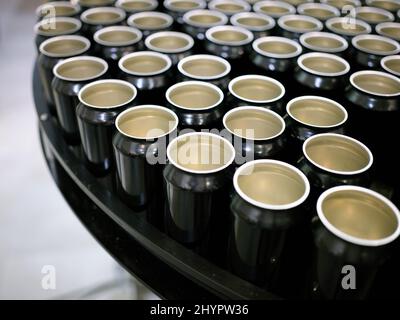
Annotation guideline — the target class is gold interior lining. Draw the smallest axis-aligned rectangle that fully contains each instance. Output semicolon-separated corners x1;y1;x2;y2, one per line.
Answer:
170;1;198;9
225;109;283;139
284;19;317;30
150;36;189;50
39;6;77;18
357;11;391;23
260;6;289;14
305;135;370;172
290;98;346;127
79;0;114;5
238;163;306;206
304;8;335;19
189;14;221;24
353;73;400;94
322;190;398;240
85;12;121;24
182;59;226;77
118;107;176;138
42;39;87;56
357;38;397;52
331;21;366;33
215;3;244;12
133;16;168;28
370;0;400;11
232;78;282;101
380;26;400;39
98;30;138;43
384;58;400;73
305;36;343;49
302;56;347;74
57;60;105;81
81;83;134;107
38;21;78;34
121;1;153;10
169;84;220;109
212;30;247;42
258;41;297;54
326;0;358;9
123;55;168;74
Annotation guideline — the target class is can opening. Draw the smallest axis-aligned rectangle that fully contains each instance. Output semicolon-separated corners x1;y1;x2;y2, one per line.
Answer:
356;37;397;53
357;9;393;23
368;0;400;12
305;36;343;49
382;56;400;75
352;72;400;95
79;0;115;6
215;3;245;13
211;30;248;42
329;19;369;36
238;17;269;27
168;83;222;110
300;54;349;75
260;5;290;15
121;53;170;75
55;57;108;81
167;133;235;173
377;24;400;40
189;13;222;24
323;0;359;9
36;19;81;36
181;58;227;78
116;106;178;139
258;40;298;55
224;107;285;140
133;16;169;28
303;8;336;19
231;76;284;103
281;16;320;32
41;37;89;57
37;2;79;18
236;161;309;207
97;29;140;46
80;81;136;108
84;11;123;24
321;189;399;241
304;134;372;175
288;97;347;128
169;0;201;9
119;0;155;10
150;36;189;50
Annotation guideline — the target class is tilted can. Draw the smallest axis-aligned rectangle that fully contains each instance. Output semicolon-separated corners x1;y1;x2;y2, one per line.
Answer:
277;14;323;41
299;31;348;56
127;11;174;38
375;22;400;42
80;6;126;38
325;17;371;43
354;6;395;28
230;12;276;39
380;55;400;77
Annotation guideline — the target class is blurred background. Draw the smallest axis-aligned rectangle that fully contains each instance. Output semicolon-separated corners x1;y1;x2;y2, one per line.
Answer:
0;0;157;300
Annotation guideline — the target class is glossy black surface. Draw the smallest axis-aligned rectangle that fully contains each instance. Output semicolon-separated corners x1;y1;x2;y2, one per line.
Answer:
34;62;277;300
349;46;386;70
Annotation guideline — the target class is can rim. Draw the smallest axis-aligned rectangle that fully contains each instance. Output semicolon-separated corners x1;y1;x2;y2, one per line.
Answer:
208;0;251;14
182;9;228;28
115;0;158;12
325;17;372;36
253;36;303;59
167;132;236;174
297;3;340;19
233;159;311;210
277;14;323;33
119;51;172;76
166;80;224;110
163;0;206;12
115;104;179;139
375;22;400;40
317;185;400;247
350;70;400;97
320;0;361;8
355;6;395;22
297;52;350;77
145;31;194;53
286;95;348;129
253;0;296;19
53;56;109;82
39;35;91;58
80;6;126;25
230;12;276;32
222;106;286;141
366;0;400;9
36;1;81;18
205;25;254;46
352;34;400;56
78;79;137;109
177;54;231;80
381;55;400;77
94;26;143;47
127;11;174;30
34;17;82;37
228;74;285;104
299;31;348;53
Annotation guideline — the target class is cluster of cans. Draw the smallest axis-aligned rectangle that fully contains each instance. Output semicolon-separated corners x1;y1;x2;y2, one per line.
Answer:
35;0;400;299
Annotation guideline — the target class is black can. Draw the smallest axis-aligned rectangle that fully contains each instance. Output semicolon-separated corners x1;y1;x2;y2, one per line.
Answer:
34;17;82;51
163;0;207;25
165;81;225;130
80;7;126;38
227;75;286;115
52;56;109;144
298;133;373;203
253;0;296;20
115;0;158;14
376;22;400;42
127;11;174;38
250;36;303;85
93;26;143;76
38;35;91;110
76;79;138;175
36;1;82;21
285;95;348;161
297;3;340;22
380;55;400;77
293;52;350;99
344;70;400;185
177;54;231;91
113;105;178;226
230;12;276;40
229;159;311;295
311;185;400;299
204;25;254;74
222;106;287;165
164;132;235;259
355;6;395;28
299;31;348;56
325;17;372;43
182;9;228;48
77;0;116;11
366;0;400;14
144;31;194;65
350;34;400;70
277;14;323;41
118;51;173;105
208;0;251;17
